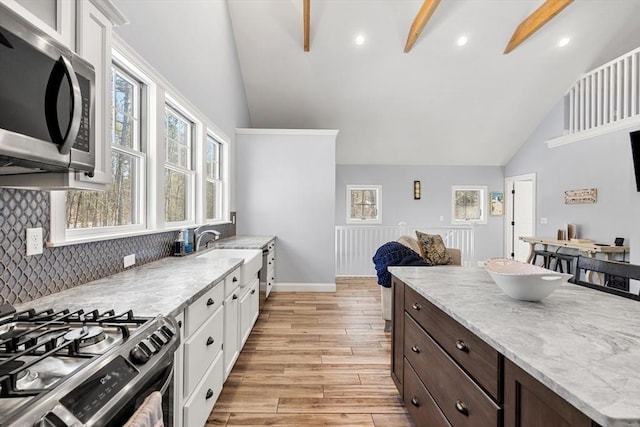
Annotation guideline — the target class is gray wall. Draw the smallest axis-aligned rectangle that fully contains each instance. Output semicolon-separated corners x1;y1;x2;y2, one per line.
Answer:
112;0;251;211
236;131;336;285
506;101;637;255
336;165;505;262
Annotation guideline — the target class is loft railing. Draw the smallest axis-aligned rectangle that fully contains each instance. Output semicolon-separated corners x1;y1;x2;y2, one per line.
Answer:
335;225;475;277
564;46;640;136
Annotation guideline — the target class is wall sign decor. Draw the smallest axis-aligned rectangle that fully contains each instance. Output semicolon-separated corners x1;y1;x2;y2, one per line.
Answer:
490;191;504;216
564;188;597;204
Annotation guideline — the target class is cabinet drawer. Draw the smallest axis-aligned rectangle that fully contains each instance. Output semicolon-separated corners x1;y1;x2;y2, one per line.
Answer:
404;359;451;427
404;285;501;400
405;313;501;427
185;282;224;337
225;267;241;297
183;351;224;427
184;305;223;397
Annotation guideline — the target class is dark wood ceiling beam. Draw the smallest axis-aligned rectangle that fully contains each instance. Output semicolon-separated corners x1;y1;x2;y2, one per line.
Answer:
303;0;310;52
404;0;441;53
504;0;574;54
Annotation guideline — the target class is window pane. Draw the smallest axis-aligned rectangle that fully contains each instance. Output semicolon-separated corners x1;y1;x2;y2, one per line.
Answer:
206;136;220;180
455;190;481;220
206;181;216;219
350;189;377;220
112;68;137;149
165;108;191;169
112;111;134;148
165;168;187;222
113;73;134;115
67;151;137;228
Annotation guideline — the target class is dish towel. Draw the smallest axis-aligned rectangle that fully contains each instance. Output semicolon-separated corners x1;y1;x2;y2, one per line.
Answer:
123;391;164;427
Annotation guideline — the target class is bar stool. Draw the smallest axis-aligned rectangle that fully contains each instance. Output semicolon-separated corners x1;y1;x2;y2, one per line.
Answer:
532;249;553;268
552;253;577;275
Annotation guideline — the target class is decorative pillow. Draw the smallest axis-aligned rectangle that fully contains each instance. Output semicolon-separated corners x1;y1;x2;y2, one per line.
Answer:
415;231;452;266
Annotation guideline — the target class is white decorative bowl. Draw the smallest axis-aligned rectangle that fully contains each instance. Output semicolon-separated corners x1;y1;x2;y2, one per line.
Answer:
485;258;572;302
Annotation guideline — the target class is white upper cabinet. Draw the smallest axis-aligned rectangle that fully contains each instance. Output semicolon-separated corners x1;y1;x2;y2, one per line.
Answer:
0;0;126;190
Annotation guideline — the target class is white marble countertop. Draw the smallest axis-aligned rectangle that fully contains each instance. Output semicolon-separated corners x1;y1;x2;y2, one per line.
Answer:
389;266;640;427
16;235;276;318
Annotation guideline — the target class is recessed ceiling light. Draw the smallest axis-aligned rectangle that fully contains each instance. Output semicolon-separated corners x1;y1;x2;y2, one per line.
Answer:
456;35;468;47
355;34;366;46
558;37;571;47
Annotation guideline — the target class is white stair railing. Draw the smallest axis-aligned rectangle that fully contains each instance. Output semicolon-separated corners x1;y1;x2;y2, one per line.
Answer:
335;225;475;277
565;46;640;134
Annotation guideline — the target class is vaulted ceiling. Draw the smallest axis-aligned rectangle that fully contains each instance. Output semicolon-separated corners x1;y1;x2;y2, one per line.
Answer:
227;0;640;166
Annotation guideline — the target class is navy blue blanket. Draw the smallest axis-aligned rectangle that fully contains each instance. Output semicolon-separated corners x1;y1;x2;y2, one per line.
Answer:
372;241;428;288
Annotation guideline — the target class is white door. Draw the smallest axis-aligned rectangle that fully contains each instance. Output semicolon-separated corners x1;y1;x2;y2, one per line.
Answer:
505;174;536;261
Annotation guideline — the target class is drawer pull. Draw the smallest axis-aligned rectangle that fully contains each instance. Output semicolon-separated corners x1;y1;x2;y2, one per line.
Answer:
455;400;469;416
411;303;421;311
233;294;238;300
232;277;238;283
206;388;214;399
411;345;420;354
455;339;469;352
206;336;214;345
251;289;256;294
207;298;215;306
410;397;420;407
177;320;182;328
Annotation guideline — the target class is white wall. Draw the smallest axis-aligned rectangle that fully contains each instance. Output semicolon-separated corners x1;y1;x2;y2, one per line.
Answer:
336;165;505;262
236;130;337;286
112;0;250;211
506;101;637;257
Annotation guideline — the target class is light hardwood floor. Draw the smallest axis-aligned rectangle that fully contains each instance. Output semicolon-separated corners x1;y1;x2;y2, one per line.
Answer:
206;277;414;427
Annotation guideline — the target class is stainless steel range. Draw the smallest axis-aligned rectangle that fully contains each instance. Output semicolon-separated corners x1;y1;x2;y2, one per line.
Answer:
0;304;179;426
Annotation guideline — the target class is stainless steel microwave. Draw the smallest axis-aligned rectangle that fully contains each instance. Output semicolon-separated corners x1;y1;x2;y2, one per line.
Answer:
0;8;95;176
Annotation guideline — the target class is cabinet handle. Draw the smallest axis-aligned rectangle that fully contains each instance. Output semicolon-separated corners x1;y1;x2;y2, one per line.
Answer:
233;294;238;300
177;320;182;328
411;302;421;311
455;400;469;416
411;345;420;353
206;336;214;345
455;339;469;352
251;289;256;294
410;397;420;407
207;298;214;306
206;388;213;399
233;277;238;282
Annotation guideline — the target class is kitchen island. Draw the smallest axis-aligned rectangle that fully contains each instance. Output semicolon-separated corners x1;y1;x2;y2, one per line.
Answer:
389;265;640;427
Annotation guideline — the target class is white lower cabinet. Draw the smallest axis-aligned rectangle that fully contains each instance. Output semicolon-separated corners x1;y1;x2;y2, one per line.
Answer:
183;351;224;427
184;306;223;397
223;288;239;381
239;276;259;348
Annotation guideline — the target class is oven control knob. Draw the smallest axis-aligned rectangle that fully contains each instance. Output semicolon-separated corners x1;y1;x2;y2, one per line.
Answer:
130;345;151;365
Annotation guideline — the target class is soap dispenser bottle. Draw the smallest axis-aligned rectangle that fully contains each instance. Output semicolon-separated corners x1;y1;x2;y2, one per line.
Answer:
173;230;185;256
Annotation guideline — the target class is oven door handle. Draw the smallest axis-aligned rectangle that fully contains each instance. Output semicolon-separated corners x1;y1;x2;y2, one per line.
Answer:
159;363;174;395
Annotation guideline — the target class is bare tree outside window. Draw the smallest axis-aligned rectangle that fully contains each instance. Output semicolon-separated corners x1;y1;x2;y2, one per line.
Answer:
66;65;142;229
164;106;193;223
452;186;487;224
346;185;382;224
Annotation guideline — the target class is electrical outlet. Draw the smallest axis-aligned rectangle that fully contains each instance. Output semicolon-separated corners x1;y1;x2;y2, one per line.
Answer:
124;254;136;268
26;228;43;256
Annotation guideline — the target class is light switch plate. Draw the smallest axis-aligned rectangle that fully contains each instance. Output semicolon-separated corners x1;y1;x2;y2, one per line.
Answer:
124;254;136;268
26;228;43;256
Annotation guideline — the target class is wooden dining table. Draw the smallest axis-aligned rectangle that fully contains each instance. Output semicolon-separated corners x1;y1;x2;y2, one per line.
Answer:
519;236;629;263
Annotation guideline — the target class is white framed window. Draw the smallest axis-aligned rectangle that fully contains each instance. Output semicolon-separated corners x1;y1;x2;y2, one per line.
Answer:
164;103;195;225
205;133;223;221
346;185;382;224
451;185;488;224
65;62;147;236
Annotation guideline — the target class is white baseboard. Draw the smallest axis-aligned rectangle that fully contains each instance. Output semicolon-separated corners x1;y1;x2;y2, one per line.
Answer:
271;282;336;292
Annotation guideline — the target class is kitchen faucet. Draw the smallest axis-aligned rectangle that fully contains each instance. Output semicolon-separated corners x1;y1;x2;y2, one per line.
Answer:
194;229;220;252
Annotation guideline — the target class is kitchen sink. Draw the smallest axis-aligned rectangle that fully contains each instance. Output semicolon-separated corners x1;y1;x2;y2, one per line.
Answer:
197;249;262;286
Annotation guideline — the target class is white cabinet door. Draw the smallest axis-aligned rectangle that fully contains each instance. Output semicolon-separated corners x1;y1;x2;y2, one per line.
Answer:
183;305;223;397
172;311;185;427
183;351;224;427
223;289;239;380
239;276;259;348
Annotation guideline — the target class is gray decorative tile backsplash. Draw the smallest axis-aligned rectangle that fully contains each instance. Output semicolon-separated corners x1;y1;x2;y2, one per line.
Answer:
0;189;236;305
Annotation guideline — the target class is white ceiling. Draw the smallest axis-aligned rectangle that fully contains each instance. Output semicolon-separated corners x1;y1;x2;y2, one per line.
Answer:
227;0;640;166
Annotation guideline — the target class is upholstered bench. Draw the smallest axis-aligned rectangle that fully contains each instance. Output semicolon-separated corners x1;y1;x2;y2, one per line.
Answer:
379;235;461;331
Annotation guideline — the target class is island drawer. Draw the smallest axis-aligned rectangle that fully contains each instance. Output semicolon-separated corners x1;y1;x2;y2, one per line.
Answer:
184;305;224;397
404;285;502;401
225;267;241;297
405;313;501;427
404;358;452;427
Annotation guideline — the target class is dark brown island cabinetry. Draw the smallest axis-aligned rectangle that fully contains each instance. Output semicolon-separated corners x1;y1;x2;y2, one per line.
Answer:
391;277;600;427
